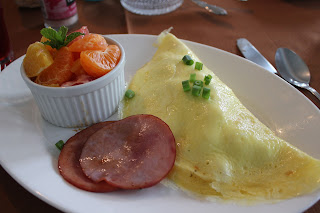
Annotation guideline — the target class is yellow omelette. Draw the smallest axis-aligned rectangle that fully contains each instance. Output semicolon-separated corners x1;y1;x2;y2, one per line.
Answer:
121;32;320;201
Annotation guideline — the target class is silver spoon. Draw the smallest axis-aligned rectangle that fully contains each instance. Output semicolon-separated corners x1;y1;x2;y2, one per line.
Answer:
191;0;228;15
275;48;320;101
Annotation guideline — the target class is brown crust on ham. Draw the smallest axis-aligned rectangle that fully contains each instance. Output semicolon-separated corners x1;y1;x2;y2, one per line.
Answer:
58;121;119;192
79;114;176;190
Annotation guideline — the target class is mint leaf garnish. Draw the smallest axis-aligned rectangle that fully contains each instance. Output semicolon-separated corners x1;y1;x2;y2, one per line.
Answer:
58;26;68;41
40;26;84;50
40;28;60;42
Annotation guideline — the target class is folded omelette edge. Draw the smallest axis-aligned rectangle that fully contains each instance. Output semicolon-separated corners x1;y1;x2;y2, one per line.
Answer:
120;32;320;201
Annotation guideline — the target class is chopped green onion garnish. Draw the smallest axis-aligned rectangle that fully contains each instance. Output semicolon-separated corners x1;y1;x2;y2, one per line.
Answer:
204;74;212;85
192;85;201;97
182;55;194;65
125;89;135;99
189;73;196;83
182;80;191;92
55;140;64;151
195;62;203;71
194;80;203;88
202;87;211;99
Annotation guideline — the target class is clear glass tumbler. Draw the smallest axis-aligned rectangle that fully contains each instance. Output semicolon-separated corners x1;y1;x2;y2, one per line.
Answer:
120;0;183;15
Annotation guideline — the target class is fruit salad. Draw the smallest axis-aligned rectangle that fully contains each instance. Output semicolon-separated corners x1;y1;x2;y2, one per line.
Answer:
23;26;121;87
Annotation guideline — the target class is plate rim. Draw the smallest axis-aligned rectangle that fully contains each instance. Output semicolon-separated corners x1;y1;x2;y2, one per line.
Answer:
0;33;319;213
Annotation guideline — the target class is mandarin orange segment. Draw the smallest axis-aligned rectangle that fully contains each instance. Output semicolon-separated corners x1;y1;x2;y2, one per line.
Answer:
23;42;54;78
73;52;81;60
68;34;108;53
80;45;121;78
71;59;86;76
36;47;74;86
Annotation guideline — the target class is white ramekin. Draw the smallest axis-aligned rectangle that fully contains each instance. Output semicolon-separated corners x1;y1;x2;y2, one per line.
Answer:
21;36;125;128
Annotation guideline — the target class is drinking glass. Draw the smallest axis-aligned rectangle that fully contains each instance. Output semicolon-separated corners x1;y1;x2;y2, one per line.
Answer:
0;5;14;71
120;0;184;15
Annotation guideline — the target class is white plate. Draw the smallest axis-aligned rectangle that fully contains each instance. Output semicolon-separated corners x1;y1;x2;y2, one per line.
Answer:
0;35;319;213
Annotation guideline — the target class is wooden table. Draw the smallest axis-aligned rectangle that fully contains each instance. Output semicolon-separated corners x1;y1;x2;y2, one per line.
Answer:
1;0;319;212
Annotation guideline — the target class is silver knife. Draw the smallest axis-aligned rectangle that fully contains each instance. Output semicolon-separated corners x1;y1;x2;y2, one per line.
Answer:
237;38;278;74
